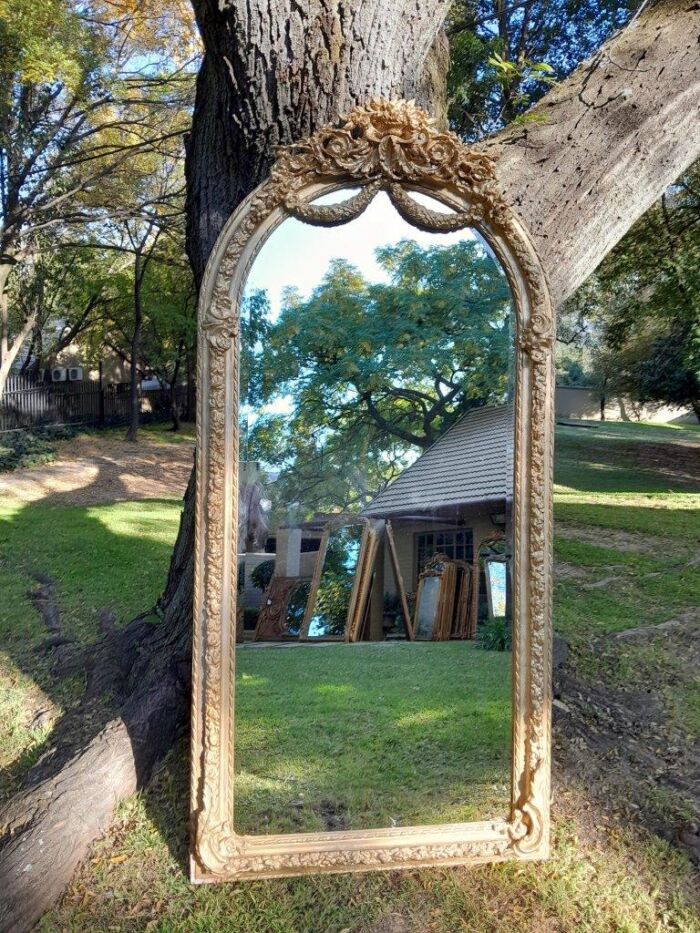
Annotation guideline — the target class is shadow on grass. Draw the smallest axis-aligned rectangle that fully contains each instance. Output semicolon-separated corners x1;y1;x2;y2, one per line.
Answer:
0;460;193;880
554;499;700;541
554;428;700;496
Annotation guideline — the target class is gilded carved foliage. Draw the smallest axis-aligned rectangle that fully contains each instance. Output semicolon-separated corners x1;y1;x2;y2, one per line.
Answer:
193;99;554;882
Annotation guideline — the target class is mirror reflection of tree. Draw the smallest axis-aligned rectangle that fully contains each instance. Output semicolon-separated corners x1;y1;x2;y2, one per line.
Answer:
242;237;513;518
306;525;363;637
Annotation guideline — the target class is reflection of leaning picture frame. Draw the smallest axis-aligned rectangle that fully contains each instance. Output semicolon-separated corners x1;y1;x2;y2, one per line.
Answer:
413;572;442;640
345;519;382;642
298;523;332;640
298;519;381;642
452;563;473;638
413;555;457;641
253;577;308;641
467;531;506;638
485;559;508;619
386;521;414;641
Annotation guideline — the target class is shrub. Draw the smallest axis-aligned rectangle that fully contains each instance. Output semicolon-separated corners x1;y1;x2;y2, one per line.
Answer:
0;424;81;472
476;617;512;651
251;559;275;592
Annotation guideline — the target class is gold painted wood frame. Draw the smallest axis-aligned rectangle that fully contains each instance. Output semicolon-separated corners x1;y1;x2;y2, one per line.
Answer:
386;521;414;641
191;99;555;883
344;519;382;643
298;518;376;642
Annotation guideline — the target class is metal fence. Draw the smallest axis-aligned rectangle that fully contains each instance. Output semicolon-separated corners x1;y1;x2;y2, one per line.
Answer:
0;374;188;433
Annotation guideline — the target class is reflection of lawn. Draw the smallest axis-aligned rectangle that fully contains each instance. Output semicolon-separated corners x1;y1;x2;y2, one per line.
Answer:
234;642;511;834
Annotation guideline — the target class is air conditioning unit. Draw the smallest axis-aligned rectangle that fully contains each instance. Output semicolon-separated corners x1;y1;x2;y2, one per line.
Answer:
51;367;67;382
67;367;83;381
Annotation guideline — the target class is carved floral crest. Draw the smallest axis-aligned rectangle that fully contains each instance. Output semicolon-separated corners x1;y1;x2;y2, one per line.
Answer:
275;98;498;195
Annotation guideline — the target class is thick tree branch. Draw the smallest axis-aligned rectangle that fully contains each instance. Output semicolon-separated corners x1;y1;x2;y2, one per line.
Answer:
482;0;700;307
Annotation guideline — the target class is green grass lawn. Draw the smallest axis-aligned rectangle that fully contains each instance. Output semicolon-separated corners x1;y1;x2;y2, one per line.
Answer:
0;418;698;931
553;420;700;641
0;497;183;794
235;643;511;833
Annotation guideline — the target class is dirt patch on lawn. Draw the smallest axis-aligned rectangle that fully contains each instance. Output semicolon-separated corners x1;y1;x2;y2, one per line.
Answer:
0;433;194;507
554;612;700;864
555;522;680;556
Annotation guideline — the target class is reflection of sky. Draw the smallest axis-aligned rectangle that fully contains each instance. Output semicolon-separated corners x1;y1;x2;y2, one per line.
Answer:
341;538;361;571
244;191;483;319
242;191;505;423
488;562;507;617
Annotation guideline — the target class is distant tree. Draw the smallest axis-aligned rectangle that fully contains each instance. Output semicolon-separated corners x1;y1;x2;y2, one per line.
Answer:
601;163;700;420
140;235;197;430
556;160;700;420
5;243;115;376
0;0;194;397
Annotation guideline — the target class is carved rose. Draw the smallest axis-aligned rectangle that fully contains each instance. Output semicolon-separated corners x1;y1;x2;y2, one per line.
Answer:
276;98;498;195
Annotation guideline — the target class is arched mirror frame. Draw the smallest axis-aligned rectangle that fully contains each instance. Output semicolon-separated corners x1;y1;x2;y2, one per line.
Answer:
191;100;555;883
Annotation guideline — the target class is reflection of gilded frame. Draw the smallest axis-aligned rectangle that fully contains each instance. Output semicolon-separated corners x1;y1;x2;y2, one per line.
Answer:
192;99;555;882
297;519;373;641
485;558;508;619
413;554;457;641
386;520;414;641
345;519;382;642
468;530;507;638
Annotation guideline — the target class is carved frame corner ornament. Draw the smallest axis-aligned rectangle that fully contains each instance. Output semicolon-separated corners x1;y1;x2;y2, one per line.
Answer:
191;98;555;883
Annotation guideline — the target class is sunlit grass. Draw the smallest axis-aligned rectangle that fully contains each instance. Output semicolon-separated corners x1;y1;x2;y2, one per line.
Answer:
0;497;183;798
234;643;512;833
40;742;700;933
2;418;699;929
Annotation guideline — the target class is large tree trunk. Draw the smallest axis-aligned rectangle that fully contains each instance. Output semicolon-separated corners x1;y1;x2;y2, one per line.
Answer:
185;0;451;282
1;2;699;929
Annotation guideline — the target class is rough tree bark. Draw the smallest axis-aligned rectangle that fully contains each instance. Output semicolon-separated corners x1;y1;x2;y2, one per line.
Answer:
1;2;699;930
482;0;700;306
126;252;144;442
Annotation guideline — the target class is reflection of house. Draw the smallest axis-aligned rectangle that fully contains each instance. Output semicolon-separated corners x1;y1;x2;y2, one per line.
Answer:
239;518;323;613
361;405;513;636
241;408;513;640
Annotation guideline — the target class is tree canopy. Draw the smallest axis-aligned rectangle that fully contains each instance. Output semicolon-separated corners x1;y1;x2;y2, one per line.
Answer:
244;236;514;516
557;160;700;419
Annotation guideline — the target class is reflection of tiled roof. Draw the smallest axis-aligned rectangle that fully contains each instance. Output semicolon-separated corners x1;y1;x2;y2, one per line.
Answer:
362;405;513;517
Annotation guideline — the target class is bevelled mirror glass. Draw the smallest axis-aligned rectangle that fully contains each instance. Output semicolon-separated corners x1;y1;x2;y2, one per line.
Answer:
233;189;515;835
191;100;554;883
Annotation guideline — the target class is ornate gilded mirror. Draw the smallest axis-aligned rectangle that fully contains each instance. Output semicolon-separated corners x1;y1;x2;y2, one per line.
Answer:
191;100;554;882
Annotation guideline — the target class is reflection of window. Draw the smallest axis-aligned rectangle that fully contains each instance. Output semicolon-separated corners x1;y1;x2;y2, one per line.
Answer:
415;529;473;581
